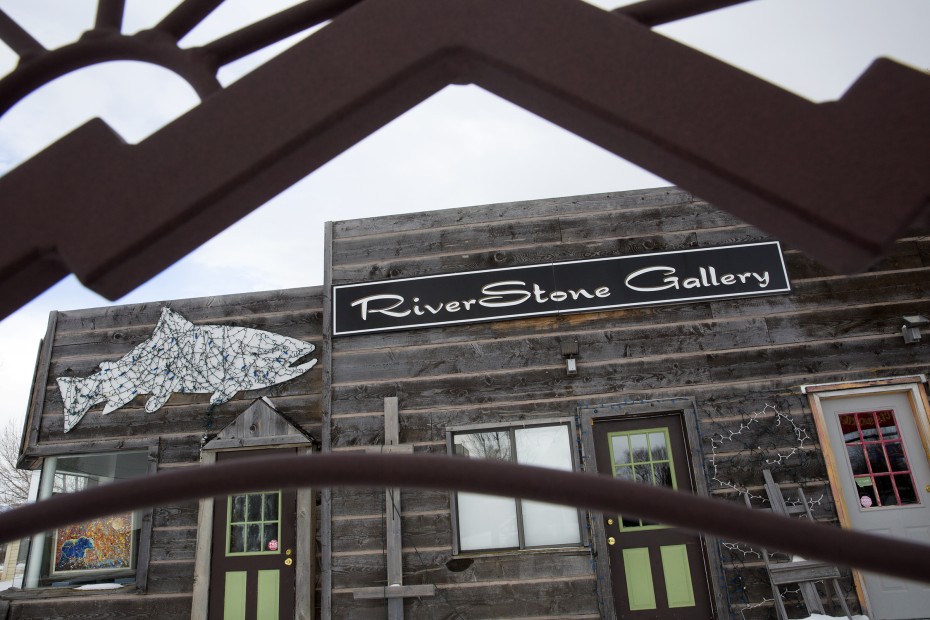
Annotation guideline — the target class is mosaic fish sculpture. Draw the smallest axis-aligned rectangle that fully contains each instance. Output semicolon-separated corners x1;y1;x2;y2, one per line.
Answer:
58;307;317;432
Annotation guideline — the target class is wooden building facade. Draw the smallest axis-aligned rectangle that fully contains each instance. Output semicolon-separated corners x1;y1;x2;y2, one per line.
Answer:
6;186;930;619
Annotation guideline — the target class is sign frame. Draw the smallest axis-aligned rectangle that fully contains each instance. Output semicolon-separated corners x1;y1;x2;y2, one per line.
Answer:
332;242;790;336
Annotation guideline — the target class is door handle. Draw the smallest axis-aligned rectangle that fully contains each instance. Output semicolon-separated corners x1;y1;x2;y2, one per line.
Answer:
284;558;293;566
607;537;616;546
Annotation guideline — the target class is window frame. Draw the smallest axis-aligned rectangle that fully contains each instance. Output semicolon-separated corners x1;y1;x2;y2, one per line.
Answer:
446;417;585;555
22;443;157;591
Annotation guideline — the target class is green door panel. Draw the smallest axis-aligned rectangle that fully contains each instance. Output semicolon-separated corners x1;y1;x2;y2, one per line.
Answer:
223;571;247;620
623;547;657;610
660;544;697;608
257;569;281;620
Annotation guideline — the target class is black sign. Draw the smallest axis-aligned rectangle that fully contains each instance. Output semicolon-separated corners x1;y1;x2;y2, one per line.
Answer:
333;242;790;335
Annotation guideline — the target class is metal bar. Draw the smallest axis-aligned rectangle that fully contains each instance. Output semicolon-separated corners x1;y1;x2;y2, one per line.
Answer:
614;0;754;27
0;9;45;57
95;0;126;31
3;453;930;585
202;0;361;67
154;0;225;40
0;0;928;320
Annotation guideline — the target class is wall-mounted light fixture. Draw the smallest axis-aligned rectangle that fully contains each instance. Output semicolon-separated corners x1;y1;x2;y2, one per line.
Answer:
902;315;929;344
561;339;579;376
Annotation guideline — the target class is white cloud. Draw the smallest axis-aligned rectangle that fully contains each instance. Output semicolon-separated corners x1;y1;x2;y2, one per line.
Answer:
0;0;94;49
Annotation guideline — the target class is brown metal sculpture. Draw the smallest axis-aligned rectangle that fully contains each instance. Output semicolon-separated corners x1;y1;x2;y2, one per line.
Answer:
1;453;929;584
2;0;930;586
1;0;928;321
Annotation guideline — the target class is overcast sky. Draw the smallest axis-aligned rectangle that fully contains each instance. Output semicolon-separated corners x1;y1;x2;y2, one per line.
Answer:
0;0;928;431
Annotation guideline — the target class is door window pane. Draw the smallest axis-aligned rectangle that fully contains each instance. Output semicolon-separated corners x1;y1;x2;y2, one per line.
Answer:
840;414;858;442
231;495;246;522
874;476;897;506
609;429;676;531
247;524;262;552
247;494;263;521
654;462;673;487
630;433;649;462
227;491;281;555
612;435;632;464
858;412;878;440
649;432;667;461
895;474;918;505
846;446;868;475
886;442;908;472
229;525;245;553
866;445;889;473
264;494;279;520
877;410;899;439
839;409;920;508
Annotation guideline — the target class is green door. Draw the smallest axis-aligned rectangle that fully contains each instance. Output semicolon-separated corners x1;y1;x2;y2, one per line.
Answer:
208;450;296;620
593;413;715;619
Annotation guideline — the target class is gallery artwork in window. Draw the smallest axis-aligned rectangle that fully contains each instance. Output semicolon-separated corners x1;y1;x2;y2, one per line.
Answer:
449;421;583;552
52;513;134;574
24;451;150;588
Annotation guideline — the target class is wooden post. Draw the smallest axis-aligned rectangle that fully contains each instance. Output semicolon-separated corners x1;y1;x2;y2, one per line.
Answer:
352;397;436;618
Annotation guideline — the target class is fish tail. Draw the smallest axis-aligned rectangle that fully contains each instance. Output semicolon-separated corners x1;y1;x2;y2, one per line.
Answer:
57;376;100;433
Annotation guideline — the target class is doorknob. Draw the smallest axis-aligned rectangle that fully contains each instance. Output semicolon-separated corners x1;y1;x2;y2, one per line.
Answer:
607;537;615;546
284;558;293;566
925;484;930;493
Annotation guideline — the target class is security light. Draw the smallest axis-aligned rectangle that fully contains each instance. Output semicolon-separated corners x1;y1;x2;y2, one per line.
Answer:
902;315;929;344
561;340;579;376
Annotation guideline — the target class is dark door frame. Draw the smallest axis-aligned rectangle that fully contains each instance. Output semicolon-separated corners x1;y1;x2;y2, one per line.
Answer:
579;397;727;620
192;444;315;620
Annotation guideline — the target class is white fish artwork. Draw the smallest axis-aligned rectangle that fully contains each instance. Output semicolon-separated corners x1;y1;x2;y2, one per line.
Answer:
57;307;318;432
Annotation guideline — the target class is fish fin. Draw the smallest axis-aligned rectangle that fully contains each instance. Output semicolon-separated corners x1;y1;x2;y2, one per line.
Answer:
58;376;102;433
102;392;135;415
210;385;239;406
144;388;172;413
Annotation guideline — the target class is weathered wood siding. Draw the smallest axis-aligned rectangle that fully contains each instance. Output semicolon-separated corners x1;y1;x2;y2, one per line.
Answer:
327;186;930;619
11;287;324;619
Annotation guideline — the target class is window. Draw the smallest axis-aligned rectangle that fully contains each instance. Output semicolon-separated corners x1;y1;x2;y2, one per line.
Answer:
839;409;920;508
608;428;676;530
226;491;281;554
448;421;583;552
24;451;151;588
